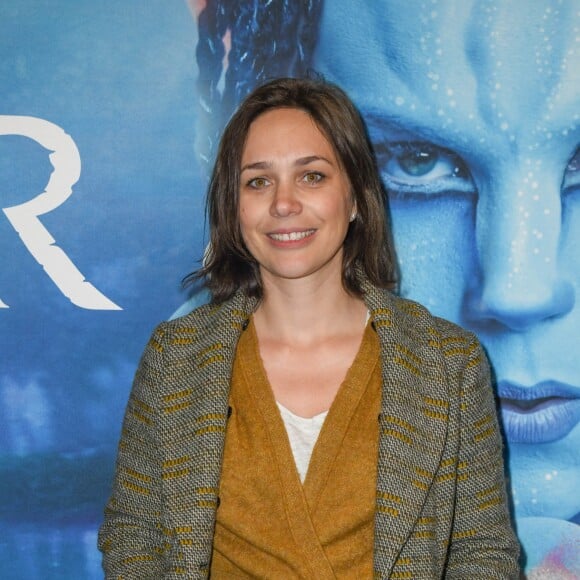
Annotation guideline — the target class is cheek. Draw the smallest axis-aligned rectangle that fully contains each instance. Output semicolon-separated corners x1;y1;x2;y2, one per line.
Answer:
389;196;476;317
238;205;260;252
238;202;253;231
238;196;261;222
236;203;249;242
326;191;353;222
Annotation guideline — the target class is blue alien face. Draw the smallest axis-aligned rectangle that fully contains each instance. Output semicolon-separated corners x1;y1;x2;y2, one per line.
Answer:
314;0;580;538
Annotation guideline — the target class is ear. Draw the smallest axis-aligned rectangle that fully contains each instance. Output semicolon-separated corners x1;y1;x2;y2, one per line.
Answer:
349;199;357;222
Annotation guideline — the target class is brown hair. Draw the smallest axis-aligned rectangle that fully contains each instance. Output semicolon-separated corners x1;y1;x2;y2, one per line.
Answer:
186;77;397;302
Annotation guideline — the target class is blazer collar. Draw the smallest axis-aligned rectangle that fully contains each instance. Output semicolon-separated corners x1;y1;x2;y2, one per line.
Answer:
362;280;450;574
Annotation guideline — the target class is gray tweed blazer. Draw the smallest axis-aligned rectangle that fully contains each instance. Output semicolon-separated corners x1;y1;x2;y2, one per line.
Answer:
99;280;520;579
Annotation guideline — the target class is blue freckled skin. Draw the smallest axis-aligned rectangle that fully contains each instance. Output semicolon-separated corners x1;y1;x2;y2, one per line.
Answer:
313;0;580;571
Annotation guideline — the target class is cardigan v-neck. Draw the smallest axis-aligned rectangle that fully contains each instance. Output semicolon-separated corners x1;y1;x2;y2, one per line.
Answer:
211;318;381;578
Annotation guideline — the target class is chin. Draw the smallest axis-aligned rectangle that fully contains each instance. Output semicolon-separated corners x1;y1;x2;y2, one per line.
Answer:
508;427;580;522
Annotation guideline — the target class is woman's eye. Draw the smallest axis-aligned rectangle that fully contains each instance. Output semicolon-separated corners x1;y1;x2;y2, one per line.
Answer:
562;146;580;193
302;172;324;184
374;141;475;197
247;177;270;189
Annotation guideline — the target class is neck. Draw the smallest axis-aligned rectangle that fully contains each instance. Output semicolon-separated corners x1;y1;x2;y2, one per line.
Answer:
254;269;367;346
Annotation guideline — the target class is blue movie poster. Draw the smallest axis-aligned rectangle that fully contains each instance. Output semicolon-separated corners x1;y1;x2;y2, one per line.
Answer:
1;1;578;577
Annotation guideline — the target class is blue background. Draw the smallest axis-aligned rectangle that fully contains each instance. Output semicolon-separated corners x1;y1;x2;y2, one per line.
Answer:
1;1;579;577
1;2;203;577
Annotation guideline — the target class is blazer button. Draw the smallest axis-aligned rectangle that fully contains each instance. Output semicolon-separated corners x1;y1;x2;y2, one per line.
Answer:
241;318;250;330
227;405;233;418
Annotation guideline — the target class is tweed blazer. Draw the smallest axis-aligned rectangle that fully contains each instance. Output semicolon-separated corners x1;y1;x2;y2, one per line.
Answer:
99;280;520;579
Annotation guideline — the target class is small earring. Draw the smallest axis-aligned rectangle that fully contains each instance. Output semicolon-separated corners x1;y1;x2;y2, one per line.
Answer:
349;211;357;223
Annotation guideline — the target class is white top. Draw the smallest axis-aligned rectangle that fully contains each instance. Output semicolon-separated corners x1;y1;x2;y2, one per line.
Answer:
276;402;328;482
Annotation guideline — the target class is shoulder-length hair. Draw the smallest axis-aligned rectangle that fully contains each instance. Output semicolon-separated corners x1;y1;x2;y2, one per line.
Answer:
186;77;398;303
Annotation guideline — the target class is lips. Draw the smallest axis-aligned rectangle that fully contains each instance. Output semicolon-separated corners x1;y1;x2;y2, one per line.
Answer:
498;381;580;444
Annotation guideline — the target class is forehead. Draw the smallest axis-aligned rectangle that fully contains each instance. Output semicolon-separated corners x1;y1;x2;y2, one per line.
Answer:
243;108;337;158
314;0;580;159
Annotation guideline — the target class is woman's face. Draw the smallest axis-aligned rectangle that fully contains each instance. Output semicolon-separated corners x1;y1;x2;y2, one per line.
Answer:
238;107;354;288
314;0;580;527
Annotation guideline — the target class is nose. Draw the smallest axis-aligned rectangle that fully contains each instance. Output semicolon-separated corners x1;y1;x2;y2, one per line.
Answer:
270;179;302;218
464;175;575;331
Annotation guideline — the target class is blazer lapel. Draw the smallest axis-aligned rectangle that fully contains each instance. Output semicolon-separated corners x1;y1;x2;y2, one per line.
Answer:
363;283;450;576
159;292;258;576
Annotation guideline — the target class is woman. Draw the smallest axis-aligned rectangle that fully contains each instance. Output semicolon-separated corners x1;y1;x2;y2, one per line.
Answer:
99;77;520;578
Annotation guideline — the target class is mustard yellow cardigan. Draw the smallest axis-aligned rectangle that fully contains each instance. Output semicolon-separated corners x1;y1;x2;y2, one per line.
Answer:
211;319;381;577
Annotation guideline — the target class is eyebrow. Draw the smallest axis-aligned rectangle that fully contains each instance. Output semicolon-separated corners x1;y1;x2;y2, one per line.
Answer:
363;110;473;157
241;155;333;173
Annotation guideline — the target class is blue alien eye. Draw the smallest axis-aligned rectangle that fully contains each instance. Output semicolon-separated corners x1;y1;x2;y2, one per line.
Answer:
562;146;580;193
374;141;475;198
397;146;437;177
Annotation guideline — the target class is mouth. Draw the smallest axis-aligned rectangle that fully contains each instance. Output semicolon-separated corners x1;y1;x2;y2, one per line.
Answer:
498;381;580;444
267;229;316;243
